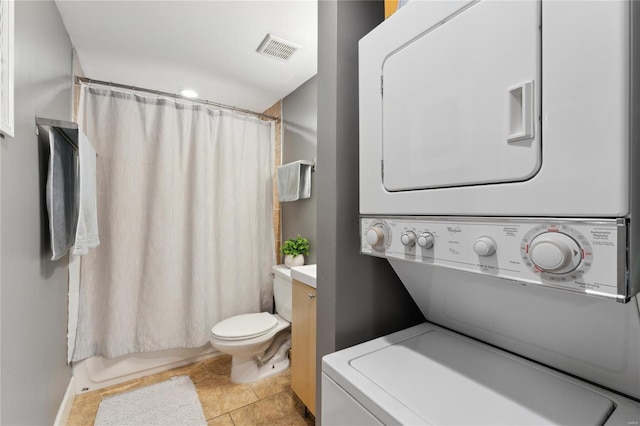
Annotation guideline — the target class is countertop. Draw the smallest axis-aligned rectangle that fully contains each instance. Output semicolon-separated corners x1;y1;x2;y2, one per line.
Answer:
291;264;316;289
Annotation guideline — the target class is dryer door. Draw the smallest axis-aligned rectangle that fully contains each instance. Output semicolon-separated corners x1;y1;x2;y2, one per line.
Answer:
382;0;541;191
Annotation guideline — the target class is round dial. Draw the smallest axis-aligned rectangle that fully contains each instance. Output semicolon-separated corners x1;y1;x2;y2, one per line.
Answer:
521;224;592;281
417;232;435;249
400;231;416;247
366;227;385;247
473;236;496;256
529;232;582;274
365;222;391;251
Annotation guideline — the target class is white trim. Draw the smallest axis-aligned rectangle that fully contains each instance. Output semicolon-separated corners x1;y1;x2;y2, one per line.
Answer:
53;377;76;426
67;255;81;362
0;0;14;137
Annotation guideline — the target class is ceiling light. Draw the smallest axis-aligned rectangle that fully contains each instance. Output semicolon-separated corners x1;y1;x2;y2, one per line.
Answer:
178;89;198;98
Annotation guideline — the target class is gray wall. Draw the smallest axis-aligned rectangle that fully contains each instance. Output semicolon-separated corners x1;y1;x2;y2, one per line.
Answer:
282;76;317;264
316;0;425;419
1;1;73;424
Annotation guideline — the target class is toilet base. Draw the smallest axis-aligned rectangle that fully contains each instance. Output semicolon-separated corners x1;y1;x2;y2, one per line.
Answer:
230;337;291;384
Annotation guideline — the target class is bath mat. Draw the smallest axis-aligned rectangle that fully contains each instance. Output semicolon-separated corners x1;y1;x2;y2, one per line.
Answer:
94;375;206;426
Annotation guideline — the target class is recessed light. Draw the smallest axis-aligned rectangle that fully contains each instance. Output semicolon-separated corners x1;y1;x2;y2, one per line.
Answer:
178;89;198;98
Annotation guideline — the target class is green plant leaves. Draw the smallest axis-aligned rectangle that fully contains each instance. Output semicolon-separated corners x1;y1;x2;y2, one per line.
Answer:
280;234;310;256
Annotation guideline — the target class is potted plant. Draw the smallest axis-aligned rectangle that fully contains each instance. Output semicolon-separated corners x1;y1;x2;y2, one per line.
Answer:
280;235;310;268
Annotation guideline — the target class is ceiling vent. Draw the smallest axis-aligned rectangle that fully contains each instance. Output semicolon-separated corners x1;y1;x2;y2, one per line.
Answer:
257;34;300;61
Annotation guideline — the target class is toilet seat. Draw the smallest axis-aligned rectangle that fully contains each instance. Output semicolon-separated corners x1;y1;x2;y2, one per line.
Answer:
211;312;279;341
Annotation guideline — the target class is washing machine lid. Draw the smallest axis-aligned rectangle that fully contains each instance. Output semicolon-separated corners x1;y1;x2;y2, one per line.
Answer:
327;327;615;425
211;312;278;341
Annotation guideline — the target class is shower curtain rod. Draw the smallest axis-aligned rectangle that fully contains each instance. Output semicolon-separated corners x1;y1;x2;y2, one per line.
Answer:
74;76;281;122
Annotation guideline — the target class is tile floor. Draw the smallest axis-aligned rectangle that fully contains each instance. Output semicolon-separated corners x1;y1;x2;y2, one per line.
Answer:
67;354;315;426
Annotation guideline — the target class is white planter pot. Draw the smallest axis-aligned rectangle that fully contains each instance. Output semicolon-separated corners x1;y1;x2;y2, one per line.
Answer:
284;254;305;268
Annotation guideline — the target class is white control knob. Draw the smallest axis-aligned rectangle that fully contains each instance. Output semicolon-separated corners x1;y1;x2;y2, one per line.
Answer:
529;232;582;274
473;236;496;256
417;232;435;249
366;227;385;247
400;231;416;247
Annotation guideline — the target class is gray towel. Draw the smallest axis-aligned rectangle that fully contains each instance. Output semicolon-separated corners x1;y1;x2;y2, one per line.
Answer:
46;128;78;260
72;131;100;255
277;161;311;202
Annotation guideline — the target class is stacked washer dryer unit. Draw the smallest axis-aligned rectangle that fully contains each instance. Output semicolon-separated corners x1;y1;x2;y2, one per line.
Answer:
322;1;640;424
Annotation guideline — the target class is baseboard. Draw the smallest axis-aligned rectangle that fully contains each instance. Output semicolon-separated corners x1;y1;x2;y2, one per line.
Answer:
54;376;75;426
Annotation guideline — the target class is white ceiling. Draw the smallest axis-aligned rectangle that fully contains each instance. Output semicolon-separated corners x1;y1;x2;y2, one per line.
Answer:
55;0;318;113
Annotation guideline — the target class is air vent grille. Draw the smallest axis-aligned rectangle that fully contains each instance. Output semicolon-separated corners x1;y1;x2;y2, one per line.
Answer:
257;34;300;61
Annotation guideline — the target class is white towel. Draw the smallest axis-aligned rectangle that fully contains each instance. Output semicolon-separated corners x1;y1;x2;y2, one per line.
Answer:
46;128;77;260
72;131;100;255
277;161;311;202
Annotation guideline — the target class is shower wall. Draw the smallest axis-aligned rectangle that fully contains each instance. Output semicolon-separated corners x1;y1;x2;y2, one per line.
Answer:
263;100;283;262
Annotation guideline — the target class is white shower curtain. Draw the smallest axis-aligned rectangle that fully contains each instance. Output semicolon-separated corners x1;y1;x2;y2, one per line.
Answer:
72;87;275;361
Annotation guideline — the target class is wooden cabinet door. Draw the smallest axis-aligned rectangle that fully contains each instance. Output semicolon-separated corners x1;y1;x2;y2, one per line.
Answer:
291;279;317;415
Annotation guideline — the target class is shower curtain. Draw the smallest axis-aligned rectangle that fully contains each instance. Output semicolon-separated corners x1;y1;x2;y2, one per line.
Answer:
72;86;275;361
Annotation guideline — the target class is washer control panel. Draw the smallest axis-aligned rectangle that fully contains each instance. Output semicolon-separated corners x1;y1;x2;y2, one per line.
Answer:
361;217;628;302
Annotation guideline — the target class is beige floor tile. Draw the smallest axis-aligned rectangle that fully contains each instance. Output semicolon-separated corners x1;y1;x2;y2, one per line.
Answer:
141;360;213;386
291;393;316;426
196;375;259;420
251;369;291;399
99;377;146;397
67;393;102;426
67;357;303;426
67;407;99;426
203;354;232;377
67;376;155;426
71;388;103;403
207;413;235;426
229;390;312;426
279;390;315;426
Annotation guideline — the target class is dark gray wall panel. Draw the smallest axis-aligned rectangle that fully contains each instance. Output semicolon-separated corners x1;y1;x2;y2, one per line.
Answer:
316;0;425;419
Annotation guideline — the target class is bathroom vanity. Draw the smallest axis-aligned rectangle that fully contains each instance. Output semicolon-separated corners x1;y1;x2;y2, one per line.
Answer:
290;265;317;416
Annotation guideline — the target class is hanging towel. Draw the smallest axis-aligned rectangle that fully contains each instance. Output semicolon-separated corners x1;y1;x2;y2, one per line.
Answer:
277;161;312;202
46;128;78;261
73;130;100;255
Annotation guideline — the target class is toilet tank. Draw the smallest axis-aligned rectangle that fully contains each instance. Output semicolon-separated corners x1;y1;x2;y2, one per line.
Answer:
272;265;292;322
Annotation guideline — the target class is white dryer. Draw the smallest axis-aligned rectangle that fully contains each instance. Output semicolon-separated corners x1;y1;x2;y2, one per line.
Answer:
359;0;635;220
323;0;640;424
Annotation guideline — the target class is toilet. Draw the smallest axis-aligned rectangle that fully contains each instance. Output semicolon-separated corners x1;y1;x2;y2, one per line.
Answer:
209;265;292;384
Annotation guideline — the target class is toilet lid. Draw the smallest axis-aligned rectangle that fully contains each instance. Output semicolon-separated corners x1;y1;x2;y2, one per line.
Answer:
211;312;279;341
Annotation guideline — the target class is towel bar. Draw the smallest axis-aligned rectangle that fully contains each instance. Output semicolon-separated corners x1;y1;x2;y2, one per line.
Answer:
35;116;98;157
